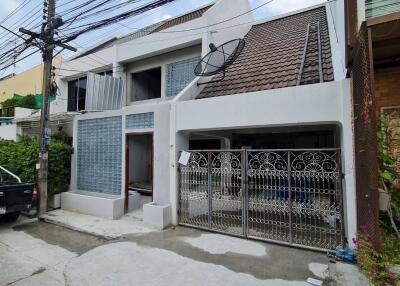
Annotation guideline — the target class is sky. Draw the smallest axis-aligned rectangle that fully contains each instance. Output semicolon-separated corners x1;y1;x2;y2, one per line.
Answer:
0;0;325;75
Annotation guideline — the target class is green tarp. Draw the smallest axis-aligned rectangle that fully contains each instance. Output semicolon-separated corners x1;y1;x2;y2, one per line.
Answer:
13;93;56;109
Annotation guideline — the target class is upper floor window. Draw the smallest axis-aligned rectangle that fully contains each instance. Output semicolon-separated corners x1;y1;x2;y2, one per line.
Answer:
98;70;113;76
166;56;200;97
67;70;112;111
131;67;162;102
67;77;87;112
366;0;400;19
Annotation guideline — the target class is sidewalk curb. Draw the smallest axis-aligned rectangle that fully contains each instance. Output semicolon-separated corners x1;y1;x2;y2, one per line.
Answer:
40;215;117;241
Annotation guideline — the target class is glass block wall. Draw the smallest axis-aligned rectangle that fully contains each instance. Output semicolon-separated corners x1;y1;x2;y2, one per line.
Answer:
166;56;200;97
126;112;154;129
77;116;122;195
366;0;400;19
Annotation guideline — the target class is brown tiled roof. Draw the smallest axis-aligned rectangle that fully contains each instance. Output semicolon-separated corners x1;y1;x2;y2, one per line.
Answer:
198;7;334;99
152;5;212;33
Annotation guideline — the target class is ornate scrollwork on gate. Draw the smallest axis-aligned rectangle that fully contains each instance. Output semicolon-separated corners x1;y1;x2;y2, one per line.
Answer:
185;152;208;169
211;152;241;170
179;149;343;250
290;151;338;173
247;152;288;175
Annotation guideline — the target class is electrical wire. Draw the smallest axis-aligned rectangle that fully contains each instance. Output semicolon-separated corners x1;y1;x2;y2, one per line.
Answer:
0;3;43;40
0;0;33;25
56;29;110;66
71;0;176;49
1;0;275;76
117;0;274;34
0;48;40;72
59;0;175;40
0;25;29;41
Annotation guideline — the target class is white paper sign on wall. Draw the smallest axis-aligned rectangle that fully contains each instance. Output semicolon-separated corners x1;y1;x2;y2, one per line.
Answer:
178;151;191;166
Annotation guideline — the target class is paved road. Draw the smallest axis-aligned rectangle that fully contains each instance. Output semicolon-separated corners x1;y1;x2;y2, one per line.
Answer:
0;216;107;286
0;215;368;286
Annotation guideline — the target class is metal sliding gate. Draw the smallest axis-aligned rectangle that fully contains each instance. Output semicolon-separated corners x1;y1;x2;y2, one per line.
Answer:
178;149;344;251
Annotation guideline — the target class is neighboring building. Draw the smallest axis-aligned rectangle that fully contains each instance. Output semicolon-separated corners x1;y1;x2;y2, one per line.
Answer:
0;57;62;103
58;0;356;252
0;57;65;141
345;0;400;242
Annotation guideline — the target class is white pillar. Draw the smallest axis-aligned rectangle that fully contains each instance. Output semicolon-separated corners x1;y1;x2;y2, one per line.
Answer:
340;79;357;246
169;103;189;225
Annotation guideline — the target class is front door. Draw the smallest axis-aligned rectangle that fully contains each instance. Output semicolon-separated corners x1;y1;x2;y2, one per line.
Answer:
125;133;153;212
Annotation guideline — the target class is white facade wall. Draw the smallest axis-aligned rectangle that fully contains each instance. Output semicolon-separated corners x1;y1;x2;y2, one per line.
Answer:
0;124;17;141
326;1;347;80
68;102;171;218
0;108;37;141
170;79;357;245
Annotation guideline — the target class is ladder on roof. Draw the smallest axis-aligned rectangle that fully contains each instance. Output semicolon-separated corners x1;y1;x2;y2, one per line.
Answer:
297;21;323;85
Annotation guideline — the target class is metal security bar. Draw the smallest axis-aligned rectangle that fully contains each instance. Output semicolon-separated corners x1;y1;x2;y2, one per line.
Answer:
209;151;243;235
179;149;344;251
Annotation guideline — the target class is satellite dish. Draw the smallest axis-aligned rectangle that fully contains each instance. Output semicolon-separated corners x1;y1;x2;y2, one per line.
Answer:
194;39;245;86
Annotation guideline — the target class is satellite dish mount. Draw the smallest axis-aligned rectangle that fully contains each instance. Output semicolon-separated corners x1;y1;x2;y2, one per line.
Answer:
194;39;245;86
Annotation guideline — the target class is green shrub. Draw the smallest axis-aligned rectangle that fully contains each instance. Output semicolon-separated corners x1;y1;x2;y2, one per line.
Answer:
1;97;17;109
0;138;73;196
356;229;400;286
0;94;37;110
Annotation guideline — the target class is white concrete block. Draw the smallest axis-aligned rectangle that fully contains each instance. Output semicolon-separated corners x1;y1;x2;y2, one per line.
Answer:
0;124;17;141
61;191;124;220
48;193;61;209
143;202;171;230
128;191;142;212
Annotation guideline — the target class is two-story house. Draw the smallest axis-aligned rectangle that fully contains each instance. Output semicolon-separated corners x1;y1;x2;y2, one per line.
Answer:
59;0;356;252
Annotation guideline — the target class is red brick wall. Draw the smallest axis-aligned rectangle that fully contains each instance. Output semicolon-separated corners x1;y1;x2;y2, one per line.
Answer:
375;66;400;111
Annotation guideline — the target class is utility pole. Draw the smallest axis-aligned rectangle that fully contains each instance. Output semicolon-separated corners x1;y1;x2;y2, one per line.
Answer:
37;0;55;216
20;0;76;216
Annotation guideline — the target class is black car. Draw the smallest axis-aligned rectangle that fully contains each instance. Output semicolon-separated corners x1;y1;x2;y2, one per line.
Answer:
0;166;36;222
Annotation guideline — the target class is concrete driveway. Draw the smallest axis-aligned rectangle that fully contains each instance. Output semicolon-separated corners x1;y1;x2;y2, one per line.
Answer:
0;214;368;286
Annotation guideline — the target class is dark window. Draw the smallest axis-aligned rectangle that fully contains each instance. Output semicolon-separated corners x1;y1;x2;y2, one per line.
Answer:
67;80;77;112
131;67;161;102
189;139;221;150
231;131;335;149
97;70;113;76
67;77;87;112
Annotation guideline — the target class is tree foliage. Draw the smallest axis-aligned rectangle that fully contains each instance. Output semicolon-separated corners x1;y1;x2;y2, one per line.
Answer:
0;138;73;196
0;94;37;110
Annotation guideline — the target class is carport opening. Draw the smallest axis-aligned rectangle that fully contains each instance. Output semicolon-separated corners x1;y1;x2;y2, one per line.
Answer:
180;124;344;250
188;125;339;150
131;67;161;102
126;133;153;213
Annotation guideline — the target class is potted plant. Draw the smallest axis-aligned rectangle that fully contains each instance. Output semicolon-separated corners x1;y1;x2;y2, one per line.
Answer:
379;187;391;212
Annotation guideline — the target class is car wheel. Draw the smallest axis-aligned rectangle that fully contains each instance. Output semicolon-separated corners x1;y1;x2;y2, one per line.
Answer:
3;212;20;222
